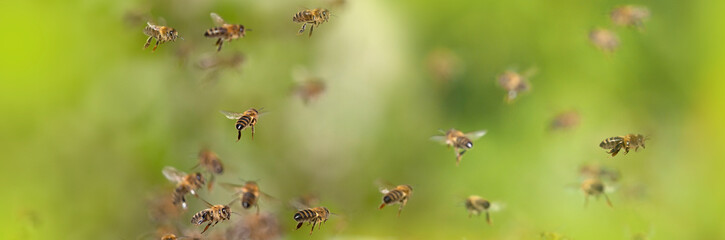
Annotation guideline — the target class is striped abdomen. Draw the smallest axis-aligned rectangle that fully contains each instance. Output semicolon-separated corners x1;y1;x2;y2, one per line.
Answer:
293;11;314;23
236;115;253;130
204;27;227;38
293;209;318;222
191;210;210;225
599;137;623;149
455;136;474;149
383;189;406;204
241;192;257;209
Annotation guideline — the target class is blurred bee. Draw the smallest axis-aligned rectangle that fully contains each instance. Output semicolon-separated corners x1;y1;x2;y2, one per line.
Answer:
143;22;181;52
464;195;495;225
225;213;282;240
579;164;620;182
599;134;647;157
430;128;487;165
293;206;331;235
497;69;535;103
147;191;182;223
549;110;580;131
220;181;273;214
198;52;246;83
204;13;248;52
191;198;236;234
581;177;613;207
540;232;571;240
589;28;620;53
220;108;262;141
291;68;327;105
158;233;201;240
293;8;331;37
611;5;650;29
426;48;463;83
378;184;413;216
162;166;205;209
196;149;223;191
290;194;320;210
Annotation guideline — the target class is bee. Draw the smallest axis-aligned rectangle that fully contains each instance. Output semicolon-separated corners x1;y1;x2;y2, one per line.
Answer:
143;22;181;52
293;78;326;104
430;129;487;165
549;110;580;131
220;181;272;214
579;164;620;182
611;5;650;29
498;69;534;103
581;177;613;207
589;28;620;53
225;213;282;240
204;13;248;52
147;191;182;223
378;184;413;216
196;149;223;191
426;48;463;83
162;166;204;209
220;108;262;141
191;198;236;234
293;8;331;37
159;233;197;240
293;206;331;235
464;195;494;224
599;134;647;157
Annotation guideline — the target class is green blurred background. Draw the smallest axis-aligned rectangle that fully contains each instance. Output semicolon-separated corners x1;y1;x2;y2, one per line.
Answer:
2;0;725;239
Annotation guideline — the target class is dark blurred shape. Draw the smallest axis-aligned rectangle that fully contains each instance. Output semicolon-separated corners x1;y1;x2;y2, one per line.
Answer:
550;110;580;131
589;28;620;53
226;213;282;240
293;78;326;105
197;52;246;83
497;69;533;103
579;163;621;182
123;7;151;28
611;5;650;29
426;48;463;83
146;192;182;223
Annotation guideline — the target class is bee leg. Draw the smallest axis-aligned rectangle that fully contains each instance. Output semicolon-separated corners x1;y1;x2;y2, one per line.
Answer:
397;199;407;217
584;195;589;208
298;23;307;35
251;126;255;140
309;221;317;235
217;40;224;52
378;203;386;209
208;174;215;192
153;38;160;52
296;222;304;230
255;204;260;215
603;193;613;208
144;37;153;49
237;130;242;142
485;211;492;225
308;24;315;37
201;223;212;234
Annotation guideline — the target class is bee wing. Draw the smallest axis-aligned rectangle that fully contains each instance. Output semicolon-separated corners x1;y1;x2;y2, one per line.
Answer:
604;184;619;194
429;135;448;144
375;179;395;194
289;199;311;210
146;21;159;30
210;12;226;26
218;182;244;193
489;202;506;212
220;110;245;119
162;166;186;183
465;130;488;140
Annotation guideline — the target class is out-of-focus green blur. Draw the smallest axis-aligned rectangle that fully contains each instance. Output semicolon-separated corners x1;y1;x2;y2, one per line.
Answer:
2;0;725;239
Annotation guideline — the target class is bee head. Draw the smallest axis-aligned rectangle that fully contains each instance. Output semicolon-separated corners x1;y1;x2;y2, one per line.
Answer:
222;206;231;218
194;173;204;183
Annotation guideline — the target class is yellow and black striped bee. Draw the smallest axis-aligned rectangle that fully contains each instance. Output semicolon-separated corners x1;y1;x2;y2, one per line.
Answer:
204;13;248;52
611;5;650;29
220;181;272;214
196;149;223;191
464;195;494;225
549;110;580;131
220;108;262;141
143;22;181;52
191;198;235;234
581;177;613;207
431;128;487;165
293;206;331;235
293;8;331;37
378;184;413;216
589;28;620;53
599;134;647;157
162;166;204;209
498;69;535;103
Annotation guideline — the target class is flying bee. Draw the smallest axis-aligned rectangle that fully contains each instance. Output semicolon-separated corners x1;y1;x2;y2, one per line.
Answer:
220;108;263;141
293;206;331;235
220;180;273;214
291;68;327;104
378;184;413;216
143;22;181;52
293;8;331;37
579;164;620;182
204;13;248;52
431;128;487;165
599;134;647;157
426;48;463;83
464;195;496;225
191;198;237;234
589;28;620;53
581;177;613;207
549;110;581;131
162;166;205;209
196;149;223;191
497;69;535;103
225;213;282;240
611;5;650;29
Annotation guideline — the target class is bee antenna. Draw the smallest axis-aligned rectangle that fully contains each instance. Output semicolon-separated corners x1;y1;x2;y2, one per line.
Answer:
198;196;214;207
179;36;185;40
227;198;239;206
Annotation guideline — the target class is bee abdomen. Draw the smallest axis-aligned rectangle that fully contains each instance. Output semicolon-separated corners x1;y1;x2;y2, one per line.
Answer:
599;137;622;149
241;192;256;209
236;116;251;130
143;26;156;37
455;137;473;149
204;27;227;37
384;190;404;204
294;209;316;222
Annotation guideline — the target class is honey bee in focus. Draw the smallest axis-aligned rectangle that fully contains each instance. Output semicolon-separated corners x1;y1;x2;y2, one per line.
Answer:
549;110;581;131
589;28;620;53
221;108;262;141
431;128;487;165
196;149;224;191
378;184;413;216
293;206;331;235
204;13;248;52
581;177;613;207
599;134;648;157
464;195;499;225
162;166;204;209
497;69;535;103
611;5;650;29
293;8;331;37
143;22;181;52
220;180;272;214
191;198;236;234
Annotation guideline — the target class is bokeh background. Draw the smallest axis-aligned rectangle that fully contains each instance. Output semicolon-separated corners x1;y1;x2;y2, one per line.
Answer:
2;0;725;239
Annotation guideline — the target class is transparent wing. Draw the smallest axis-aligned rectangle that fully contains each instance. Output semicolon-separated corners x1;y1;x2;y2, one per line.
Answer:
162;166;186;183
146;21;159;30
157;17;167;26
220;110;244;119
289;199;310;210
210;12;226;26
218;182;244;193
429;135;447;144
375;179;395;194
465;130;488;140
489;202;505;212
